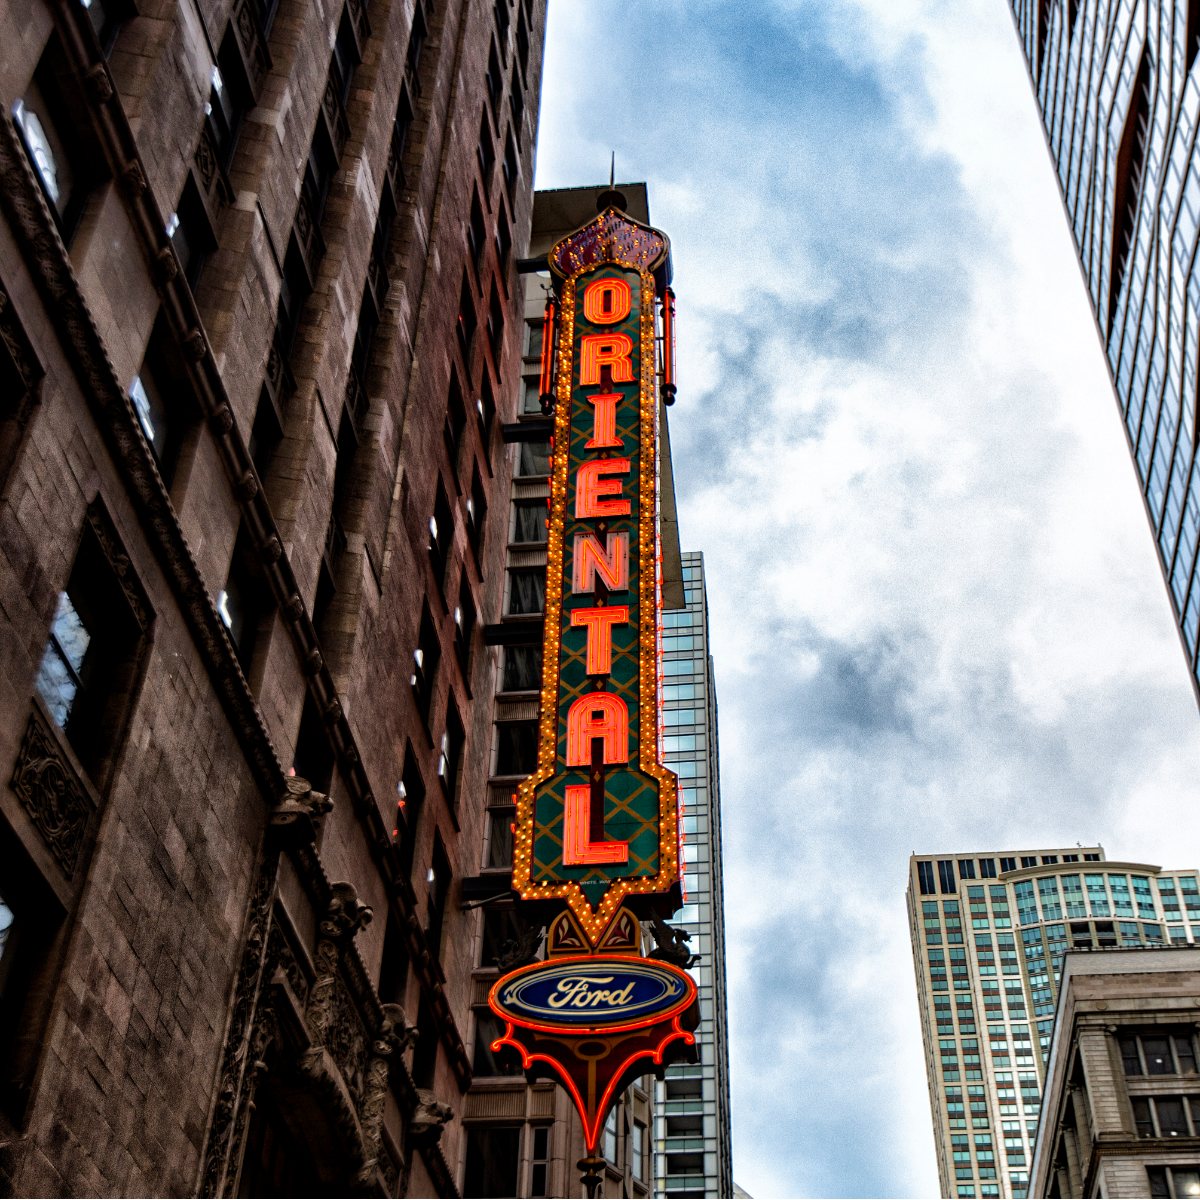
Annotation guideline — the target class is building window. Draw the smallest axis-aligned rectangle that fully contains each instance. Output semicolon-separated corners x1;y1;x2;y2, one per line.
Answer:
957;859;976;880
939;860;957;894
467;468;487;565
487;283;505;365
529;1125;551;1196
603;1106;618;1163
517;440;551;476
508;569;545;614
487;807;514;868
631;1121;644;1182
426;836;451;960
1000;857;1017;872
495;203;512;272
1037;877;1061;921
1060;874;1086;918
1132;1096;1199;1138
512;499;548;544
429;481;454;590
463;1127;521;1197
168;175;217;290
917;860;935;894
1121;1033;1198;1076
457;273;477;364
502;127;518;202
130;318;198;490
477;109;496;185
1020;856;1037;868
14;36;98;244
83;0;137;54
217;524;274;686
35;509;150;782
1084;853;1101;861
439;701;466;809
1147;1166;1200;1197
486;40;503;114
467;189;487;275
275;236;313;358
411;606;441;721
979;859;997;878
502;645;542;692
496;721;537;776
454;577;476;678
208;32;253;171
329;10;362;106
1041;856;1058;865
1108;48;1152;326
471;1007;519;1076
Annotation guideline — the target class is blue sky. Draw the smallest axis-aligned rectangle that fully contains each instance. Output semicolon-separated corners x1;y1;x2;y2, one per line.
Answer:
533;2;1200;1196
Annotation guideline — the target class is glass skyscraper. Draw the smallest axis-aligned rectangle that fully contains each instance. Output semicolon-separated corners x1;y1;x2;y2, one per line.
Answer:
908;848;1200;1198
1007;1;1200;692
655;552;733;1200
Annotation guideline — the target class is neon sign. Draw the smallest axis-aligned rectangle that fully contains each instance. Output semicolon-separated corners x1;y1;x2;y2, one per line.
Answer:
509;208;681;942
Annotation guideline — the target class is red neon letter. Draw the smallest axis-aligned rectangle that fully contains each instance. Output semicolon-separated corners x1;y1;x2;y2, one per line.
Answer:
586;392;622;448
579;334;634;385
571;605;629;674
562;785;629;865
572;532;629;594
566;693;628;766
575;459;631;519
582;278;632;325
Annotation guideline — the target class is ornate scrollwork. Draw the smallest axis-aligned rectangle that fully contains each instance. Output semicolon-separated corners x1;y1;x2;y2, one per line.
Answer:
10;707;92;875
197;854;279;1198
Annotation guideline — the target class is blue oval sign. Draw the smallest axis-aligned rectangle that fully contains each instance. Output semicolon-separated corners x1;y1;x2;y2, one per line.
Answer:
490;956;695;1030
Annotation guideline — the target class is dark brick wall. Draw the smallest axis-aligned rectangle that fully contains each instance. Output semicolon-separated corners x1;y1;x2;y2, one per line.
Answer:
0;0;547;1191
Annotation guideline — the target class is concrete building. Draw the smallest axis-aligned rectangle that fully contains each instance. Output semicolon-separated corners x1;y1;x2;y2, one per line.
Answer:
1029;945;1200;1198
1005;0;1200;705
909;848;1200;1198
0;0;547;1194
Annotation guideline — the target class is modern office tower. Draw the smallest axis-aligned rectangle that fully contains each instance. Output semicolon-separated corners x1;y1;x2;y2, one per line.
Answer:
1005;2;1200;700
909;849;1200;1199
1031;945;1200;1199
0;0;544;1195
653;551;734;1200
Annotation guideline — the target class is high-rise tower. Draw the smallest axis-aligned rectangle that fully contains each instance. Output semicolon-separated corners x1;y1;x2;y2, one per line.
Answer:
908;848;1200;1199
1006;2;1200;700
653;551;733;1200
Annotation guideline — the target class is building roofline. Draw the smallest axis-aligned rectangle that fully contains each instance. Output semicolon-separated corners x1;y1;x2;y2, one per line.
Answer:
997;860;1161;883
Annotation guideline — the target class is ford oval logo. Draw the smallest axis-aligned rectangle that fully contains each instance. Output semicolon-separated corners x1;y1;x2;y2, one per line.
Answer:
490;956;696;1030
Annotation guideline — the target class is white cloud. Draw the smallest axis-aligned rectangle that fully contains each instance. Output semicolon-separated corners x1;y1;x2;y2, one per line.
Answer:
536;1;1200;1195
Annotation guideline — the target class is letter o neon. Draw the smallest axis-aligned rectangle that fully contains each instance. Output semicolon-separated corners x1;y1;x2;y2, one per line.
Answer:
582;277;632;325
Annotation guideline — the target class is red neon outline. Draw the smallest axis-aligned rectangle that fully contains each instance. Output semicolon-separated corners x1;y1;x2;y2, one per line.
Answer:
487;954;698;1034
582;277;633;325
491;1015;696;1153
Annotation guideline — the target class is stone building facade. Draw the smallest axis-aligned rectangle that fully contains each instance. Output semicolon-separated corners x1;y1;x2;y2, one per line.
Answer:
1030;946;1200;1198
0;0;546;1193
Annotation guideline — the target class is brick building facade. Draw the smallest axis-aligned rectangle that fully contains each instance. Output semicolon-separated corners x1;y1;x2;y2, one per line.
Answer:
0;0;546;1193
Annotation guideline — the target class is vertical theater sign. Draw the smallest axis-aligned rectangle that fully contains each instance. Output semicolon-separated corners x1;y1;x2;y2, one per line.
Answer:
488;203;696;1194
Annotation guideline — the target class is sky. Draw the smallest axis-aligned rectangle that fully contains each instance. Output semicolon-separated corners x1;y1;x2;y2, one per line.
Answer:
532;2;1200;1197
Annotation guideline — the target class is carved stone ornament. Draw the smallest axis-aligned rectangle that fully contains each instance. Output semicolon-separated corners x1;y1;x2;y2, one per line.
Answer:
0;277;45;399
408;1089;454;1149
267;775;332;849
85;496;152;631
85;63;113;103
154;246;179;283
10;706;93;876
